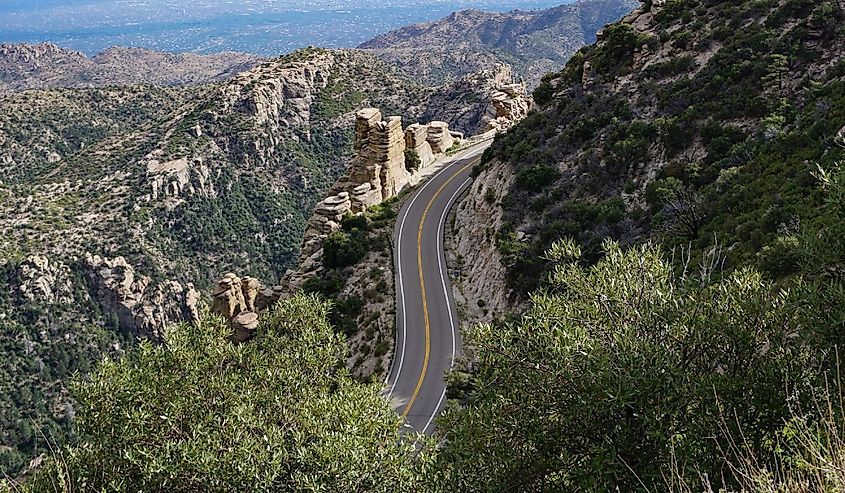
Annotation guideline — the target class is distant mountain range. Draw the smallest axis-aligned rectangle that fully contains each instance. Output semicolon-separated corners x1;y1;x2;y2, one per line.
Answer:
359;0;638;87
0;0;640;93
0;43;262;93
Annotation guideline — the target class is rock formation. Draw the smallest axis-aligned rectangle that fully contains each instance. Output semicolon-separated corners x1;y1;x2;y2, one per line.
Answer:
146;156;216;202
17;255;76;306
405;123;436;169
348;109;409;206
282;107;462;292
210;273;283;342
422;64;533;136
484;82;531;134
426;122;455;154
83;254;200;340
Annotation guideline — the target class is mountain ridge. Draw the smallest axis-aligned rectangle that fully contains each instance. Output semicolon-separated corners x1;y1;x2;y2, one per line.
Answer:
0;42;262;93
359;0;638;87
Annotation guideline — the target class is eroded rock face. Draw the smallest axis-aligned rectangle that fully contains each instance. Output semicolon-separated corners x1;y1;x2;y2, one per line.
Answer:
146;156;215;201
83;254;200;340
17;255;76;305
427;121;455;154
405;123;436;169
447;159;517;324
422;63;532;136
484;82;531;133
347;108;409;211
221;55;333;138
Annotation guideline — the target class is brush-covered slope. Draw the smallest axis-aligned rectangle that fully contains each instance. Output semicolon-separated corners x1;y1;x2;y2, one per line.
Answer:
359;0;638;88
465;0;845;299
433;1;845;489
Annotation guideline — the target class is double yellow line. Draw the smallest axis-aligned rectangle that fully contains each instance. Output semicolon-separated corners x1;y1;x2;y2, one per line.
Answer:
400;162;474;418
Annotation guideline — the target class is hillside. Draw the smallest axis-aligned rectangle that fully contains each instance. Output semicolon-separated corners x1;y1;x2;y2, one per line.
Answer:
0;43;262;93
359;0;638;87
432;0;845;489
0;46;511;476
457;0;845;305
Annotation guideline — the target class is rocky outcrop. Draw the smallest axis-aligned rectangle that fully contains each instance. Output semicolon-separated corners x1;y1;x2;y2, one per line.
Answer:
426;121;455;154
220;54;334;141
405;123;436;169
146;156;216;202
484;82;531;133
283;107;462;292
17;255;76;306
423;64;533;136
210;273;282;342
348;109;409;204
83;254;200;340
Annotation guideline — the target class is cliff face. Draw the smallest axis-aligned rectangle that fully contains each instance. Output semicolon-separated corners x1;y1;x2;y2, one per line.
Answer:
422;63;532;136
359;0;638;88
0;43;262;93
446;159;517;324
82;255;201;340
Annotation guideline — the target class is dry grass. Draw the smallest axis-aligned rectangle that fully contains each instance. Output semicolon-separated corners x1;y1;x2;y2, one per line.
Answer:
669;361;845;493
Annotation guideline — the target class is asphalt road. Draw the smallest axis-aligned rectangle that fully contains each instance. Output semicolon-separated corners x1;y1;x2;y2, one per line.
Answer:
384;144;488;434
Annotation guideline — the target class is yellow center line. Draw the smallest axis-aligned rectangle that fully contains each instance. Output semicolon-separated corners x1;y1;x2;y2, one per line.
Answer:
401;161;475;419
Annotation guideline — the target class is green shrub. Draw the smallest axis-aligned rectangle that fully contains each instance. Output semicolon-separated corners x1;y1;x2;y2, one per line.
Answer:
592;23;640;73
430;240;822;491
405;148;421;172
329;295;364;337
323;231;366;269
302;272;345;297
515;164;560;191
15;297;419;492
341;213;369;233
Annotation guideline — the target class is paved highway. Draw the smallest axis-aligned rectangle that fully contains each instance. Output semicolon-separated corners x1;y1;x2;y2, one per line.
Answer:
384;143;488;434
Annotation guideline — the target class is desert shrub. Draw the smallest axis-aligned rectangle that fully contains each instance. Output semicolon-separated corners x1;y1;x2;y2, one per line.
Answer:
405;149;421;172
341;212;369;233
429;240;822;491
515;164;560;191
322;231;366;269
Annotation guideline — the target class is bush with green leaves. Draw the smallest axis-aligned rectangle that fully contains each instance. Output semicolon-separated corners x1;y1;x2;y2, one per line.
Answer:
322;231;367;269
404;149;421;172
13;296;421;493
429;238;824;491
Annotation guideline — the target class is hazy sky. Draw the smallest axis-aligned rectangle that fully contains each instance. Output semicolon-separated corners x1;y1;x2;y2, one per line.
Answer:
0;1;574;55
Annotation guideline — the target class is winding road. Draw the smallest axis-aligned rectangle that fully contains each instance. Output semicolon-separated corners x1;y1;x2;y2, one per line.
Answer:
384;143;488;434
